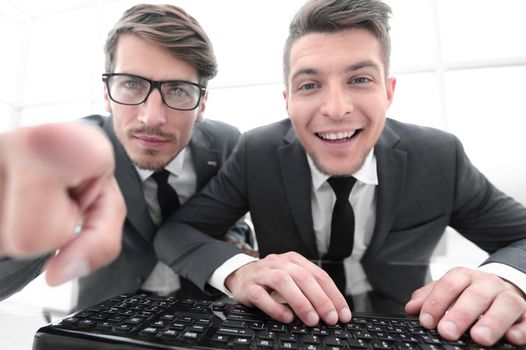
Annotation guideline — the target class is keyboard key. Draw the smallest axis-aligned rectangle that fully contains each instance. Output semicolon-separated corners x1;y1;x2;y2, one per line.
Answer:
280;341;297;349
302;335;321;344
217;327;255;338
211;334;229;343
256;339;274;348
182;331;199;340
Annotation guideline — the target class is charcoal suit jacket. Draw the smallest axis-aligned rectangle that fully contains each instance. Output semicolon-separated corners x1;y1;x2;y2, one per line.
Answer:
155;118;526;306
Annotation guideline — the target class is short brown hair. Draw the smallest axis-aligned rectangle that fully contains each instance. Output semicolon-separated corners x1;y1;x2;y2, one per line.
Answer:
283;0;392;86
104;4;217;85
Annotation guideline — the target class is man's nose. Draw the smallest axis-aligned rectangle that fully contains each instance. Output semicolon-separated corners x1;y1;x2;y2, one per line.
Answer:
138;88;167;126
320;85;354;120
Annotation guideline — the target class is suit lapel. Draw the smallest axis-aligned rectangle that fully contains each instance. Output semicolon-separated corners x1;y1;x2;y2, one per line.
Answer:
363;122;407;261
102;117;156;240
279;128;318;258
189;125;220;190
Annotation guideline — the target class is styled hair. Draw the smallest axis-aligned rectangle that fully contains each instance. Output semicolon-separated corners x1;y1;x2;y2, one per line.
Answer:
104;4;217;85
283;0;392;86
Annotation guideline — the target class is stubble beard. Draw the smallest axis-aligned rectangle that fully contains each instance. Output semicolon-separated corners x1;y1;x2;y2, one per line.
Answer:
126;126;176;171
308;150;366;177
132;149;171;171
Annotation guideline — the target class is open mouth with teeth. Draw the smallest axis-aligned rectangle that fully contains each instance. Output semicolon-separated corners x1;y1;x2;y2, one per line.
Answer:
316;129;362;142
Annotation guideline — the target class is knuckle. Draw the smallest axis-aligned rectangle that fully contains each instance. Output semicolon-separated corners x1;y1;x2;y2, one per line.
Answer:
270;270;288;287
264;254;279;263
449;306;475;325
289;265;309;284
314;295;334;312
438;272;467;292
467;287;493;307
294;302;314;317
500;290;526;308
245;285;266;304
449;266;469;275
482;273;503;286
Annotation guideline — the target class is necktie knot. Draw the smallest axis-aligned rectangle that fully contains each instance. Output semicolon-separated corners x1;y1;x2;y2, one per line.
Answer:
328;176;356;202
151;169;171;186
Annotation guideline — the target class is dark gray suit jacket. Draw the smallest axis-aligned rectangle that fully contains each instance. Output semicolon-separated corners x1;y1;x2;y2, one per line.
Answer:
0;115;244;309
156;118;526;306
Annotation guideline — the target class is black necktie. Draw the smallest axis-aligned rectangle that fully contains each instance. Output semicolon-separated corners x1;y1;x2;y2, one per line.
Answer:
151;169;180;222
323;176;356;294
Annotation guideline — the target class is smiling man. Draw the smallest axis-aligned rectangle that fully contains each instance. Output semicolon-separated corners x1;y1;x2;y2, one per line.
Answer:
157;0;526;346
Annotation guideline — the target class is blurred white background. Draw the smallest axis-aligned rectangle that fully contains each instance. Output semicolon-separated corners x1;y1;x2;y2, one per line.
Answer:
1;0;526;348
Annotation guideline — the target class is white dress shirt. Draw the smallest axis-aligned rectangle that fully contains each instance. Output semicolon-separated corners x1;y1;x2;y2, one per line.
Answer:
308;149;377;295
136;147;196;295
211;148;526;297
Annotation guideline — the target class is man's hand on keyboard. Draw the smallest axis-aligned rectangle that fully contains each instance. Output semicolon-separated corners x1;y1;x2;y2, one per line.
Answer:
224;251;352;327
0;123;125;286
405;267;526;347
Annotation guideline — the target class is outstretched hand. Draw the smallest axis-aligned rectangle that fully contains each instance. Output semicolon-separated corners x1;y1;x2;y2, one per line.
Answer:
0;122;126;285
405;267;526;346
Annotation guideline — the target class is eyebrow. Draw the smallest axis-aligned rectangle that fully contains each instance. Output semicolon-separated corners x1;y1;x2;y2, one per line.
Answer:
290;59;382;82
344;60;382;73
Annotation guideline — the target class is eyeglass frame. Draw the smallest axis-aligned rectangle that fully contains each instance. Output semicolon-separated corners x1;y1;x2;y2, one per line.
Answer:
102;73;207;111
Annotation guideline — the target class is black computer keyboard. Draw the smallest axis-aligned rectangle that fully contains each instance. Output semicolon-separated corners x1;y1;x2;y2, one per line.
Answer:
33;293;523;350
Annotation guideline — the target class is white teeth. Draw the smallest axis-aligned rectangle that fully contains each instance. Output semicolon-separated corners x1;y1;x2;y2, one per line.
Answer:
318;130;356;140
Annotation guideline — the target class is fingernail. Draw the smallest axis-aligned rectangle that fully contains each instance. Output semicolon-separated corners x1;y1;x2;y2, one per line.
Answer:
52;259;89;285
340;307;352;321
474;326;493;343
306;310;319;325
283;310;294;323
420;313;434;327
326;310;338;324
441;320;458;337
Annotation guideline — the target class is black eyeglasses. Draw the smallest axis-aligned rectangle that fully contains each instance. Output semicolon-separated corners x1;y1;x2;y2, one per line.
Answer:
102;73;206;111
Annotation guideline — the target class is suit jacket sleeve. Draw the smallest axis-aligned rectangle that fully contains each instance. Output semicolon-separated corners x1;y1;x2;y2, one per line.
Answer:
448;136;526;272
154;133;251;289
0;255;49;301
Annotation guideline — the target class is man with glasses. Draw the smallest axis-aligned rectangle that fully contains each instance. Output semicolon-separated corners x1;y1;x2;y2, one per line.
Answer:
0;4;253;310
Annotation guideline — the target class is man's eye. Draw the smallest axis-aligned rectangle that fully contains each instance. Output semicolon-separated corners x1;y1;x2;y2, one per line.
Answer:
123;80;140;89
168;87;189;97
299;83;319;91
351;77;372;84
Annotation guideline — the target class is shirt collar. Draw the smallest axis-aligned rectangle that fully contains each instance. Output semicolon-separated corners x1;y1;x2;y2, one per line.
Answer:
135;147;187;182
308;148;378;191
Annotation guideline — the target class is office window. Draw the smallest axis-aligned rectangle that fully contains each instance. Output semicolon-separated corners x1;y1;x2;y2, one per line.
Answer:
445;66;526;202
438;0;526;61
22;8;99;109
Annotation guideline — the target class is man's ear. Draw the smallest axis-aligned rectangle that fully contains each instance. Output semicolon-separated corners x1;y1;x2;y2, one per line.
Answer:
103;84;111;113
283;89;290;114
386;77;396;108
196;92;207;124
